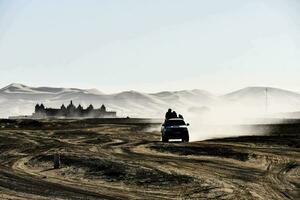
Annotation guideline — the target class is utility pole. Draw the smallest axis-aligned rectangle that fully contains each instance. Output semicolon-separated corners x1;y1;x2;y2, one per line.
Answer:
265;87;268;113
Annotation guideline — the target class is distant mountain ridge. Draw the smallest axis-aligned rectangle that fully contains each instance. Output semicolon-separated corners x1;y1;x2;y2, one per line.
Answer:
0;83;103;95
1;83;300;118
222;87;300;113
224;87;300;100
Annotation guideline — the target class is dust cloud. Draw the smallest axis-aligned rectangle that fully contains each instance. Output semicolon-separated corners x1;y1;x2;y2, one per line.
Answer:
182;105;285;141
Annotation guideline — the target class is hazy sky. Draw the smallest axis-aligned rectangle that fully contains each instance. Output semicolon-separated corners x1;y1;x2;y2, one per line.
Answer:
0;0;300;93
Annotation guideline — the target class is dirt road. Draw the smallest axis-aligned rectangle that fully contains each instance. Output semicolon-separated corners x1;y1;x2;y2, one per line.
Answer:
0;119;299;199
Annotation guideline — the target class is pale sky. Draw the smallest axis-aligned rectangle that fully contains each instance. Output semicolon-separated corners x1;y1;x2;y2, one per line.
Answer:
0;0;300;94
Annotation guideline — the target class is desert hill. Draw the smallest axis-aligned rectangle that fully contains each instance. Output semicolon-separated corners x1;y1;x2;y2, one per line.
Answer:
221;87;300;114
1;84;300;118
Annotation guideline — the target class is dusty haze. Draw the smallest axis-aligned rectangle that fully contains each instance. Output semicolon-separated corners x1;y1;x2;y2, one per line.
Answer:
1;83;300;140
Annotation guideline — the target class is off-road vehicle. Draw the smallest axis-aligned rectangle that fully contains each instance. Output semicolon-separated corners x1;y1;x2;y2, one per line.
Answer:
161;118;189;142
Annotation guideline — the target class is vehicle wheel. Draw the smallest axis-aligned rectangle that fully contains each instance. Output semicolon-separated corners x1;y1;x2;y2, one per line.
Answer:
182;135;189;142
162;136;169;143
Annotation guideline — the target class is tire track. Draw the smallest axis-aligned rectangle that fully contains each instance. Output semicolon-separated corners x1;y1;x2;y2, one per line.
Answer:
0;123;299;199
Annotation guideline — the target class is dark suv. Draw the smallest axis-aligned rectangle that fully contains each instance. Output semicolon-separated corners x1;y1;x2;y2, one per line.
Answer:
161;118;189;142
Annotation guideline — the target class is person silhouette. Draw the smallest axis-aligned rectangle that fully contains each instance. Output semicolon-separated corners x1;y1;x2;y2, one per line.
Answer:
171;111;177;118
178;114;184;119
165;108;172;120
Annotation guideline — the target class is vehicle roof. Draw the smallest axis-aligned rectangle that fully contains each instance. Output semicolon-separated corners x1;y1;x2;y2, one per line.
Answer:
167;118;184;121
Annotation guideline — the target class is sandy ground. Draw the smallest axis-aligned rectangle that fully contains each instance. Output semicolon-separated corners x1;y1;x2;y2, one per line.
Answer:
0;119;299;199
